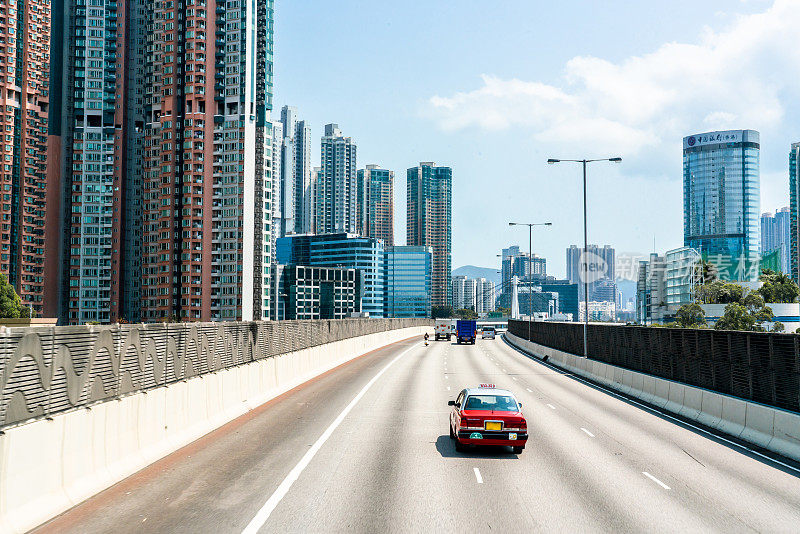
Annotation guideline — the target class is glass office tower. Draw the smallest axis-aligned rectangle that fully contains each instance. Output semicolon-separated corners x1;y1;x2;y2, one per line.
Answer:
683;130;760;281
384;246;431;318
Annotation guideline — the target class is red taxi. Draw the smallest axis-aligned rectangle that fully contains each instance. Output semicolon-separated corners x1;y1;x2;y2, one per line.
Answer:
448;384;528;454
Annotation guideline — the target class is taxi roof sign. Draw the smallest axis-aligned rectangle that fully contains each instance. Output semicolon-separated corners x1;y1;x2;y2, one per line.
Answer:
478;383;496;388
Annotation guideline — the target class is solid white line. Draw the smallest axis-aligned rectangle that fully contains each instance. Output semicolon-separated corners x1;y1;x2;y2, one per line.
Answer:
547;403;556;410
581;427;595;437
642;471;671;490
500;335;800;476
473;467;483;484
241;344;415;534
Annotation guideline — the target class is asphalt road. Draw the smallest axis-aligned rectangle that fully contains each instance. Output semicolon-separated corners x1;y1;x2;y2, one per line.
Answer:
34;332;800;533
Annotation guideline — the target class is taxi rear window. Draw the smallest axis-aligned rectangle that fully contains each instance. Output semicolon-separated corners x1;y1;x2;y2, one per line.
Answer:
464;395;518;411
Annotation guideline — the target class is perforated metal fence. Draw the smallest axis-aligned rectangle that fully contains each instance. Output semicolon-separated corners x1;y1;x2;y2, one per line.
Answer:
508;320;800;413
0;318;430;430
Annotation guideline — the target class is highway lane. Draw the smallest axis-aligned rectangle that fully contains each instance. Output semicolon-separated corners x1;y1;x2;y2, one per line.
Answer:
33;331;800;533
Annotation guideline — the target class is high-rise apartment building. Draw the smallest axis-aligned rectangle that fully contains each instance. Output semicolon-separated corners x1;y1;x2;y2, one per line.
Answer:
475;278;494;314
0;0;50;316
357;165;393;244
761;208;790;274
684;130;760;281
790;142;800;284
58;0;145;323
317;124;356;234
452;275;475;310
275;105;312;236
135;0;275;321
407;162;452;307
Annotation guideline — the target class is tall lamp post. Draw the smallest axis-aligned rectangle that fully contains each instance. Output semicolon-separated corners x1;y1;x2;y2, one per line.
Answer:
547;157;622;358
508;222;552;341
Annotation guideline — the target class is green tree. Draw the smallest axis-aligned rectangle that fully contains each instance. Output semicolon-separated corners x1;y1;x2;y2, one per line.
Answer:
773;322;785;333
454;308;478;320
675;303;706;328
431;306;454;319
714;303;755;331
757;269;799;303
497;307;511;316
695;280;744;304
0;274;29;319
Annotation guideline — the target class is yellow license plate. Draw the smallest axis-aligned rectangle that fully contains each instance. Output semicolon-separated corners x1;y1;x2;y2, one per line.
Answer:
485;421;502;431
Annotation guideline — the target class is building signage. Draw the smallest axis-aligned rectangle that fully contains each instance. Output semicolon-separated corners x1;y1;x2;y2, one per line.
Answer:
683;130;749;149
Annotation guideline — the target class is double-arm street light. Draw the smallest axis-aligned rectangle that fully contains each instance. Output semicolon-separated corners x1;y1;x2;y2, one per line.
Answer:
508;222;552;341
547;157;622;358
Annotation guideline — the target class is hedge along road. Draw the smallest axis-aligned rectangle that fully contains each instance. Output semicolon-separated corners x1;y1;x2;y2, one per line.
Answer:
33;334;800;533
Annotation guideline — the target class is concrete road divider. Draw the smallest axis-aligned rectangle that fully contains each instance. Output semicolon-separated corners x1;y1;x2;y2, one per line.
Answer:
504;332;800;464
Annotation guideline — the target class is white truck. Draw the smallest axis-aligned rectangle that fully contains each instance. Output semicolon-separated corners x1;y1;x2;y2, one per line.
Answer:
435;319;453;341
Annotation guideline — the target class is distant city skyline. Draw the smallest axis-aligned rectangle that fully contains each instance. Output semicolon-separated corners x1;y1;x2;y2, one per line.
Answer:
273;0;800;276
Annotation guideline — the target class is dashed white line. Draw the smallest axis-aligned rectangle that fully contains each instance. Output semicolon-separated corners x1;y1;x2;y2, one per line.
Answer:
642;472;671;490
580;427;595;438
240;344;415;534
473;467;483;484
546;403;556;410
511;376;517;381
447;386;451;391
502;369;507;372
526;388;533;393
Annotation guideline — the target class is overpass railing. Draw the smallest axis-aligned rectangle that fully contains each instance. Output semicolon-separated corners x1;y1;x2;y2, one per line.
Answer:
508;320;800;413
0;318;431;430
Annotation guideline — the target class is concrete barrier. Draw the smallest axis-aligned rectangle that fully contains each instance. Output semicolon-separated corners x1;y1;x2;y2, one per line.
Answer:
504;332;800;464
0;325;428;534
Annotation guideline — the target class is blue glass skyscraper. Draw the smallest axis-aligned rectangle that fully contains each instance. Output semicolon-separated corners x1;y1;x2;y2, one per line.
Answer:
683;130;760;280
384;246;432;318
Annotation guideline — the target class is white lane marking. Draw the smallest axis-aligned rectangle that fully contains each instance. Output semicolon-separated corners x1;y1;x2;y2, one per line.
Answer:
473;467;483;484
241;344;415;533
546;403;556;410
581;427;595;437
502;369;507;372
447;386;451;391
500;334;800;477
512;376;517;381
445;375;449;379
642;472;671;490
526;388;533;393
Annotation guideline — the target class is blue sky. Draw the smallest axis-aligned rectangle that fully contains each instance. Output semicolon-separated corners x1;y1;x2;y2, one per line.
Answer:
273;0;797;279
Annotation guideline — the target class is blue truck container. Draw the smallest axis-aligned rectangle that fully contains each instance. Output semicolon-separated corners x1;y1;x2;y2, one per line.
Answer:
456;320;477;344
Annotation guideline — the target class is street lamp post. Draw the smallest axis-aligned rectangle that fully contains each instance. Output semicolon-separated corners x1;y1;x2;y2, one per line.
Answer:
547;157;622;358
508;222;552;342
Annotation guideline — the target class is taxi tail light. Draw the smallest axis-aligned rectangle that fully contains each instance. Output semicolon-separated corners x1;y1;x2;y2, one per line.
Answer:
520;419;527;430
461;418;479;428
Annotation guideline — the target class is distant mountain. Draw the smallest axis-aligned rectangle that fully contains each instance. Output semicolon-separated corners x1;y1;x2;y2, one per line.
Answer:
452;265;501;285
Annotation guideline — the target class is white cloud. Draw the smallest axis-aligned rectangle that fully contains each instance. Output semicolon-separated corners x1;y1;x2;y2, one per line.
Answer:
428;0;800;170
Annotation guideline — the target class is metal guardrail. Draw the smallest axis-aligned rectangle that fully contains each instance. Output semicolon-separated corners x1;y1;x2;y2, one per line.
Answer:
508;320;800;413
0;318;431;430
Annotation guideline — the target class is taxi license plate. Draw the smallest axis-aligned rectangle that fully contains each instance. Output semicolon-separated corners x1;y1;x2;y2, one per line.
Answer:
485;421;502;431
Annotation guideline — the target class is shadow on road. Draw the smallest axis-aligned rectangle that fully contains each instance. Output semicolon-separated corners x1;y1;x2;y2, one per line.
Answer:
435;435;519;459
